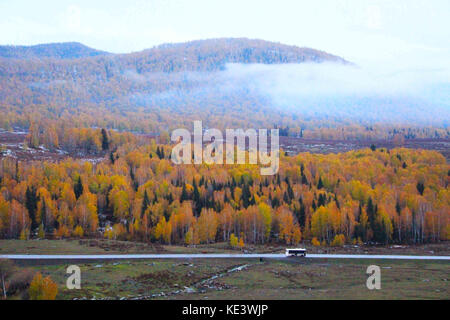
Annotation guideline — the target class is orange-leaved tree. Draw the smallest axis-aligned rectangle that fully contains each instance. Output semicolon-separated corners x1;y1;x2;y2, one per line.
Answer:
28;272;58;300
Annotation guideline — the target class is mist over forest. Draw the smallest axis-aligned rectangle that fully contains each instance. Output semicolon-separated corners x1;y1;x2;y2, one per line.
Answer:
138;61;450;126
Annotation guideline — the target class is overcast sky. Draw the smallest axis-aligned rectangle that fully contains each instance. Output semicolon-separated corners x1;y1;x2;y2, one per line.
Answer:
1;0;449;65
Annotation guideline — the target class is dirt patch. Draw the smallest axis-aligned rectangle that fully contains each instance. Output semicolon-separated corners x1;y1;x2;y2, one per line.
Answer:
0;130;104;162
2;130;448;162
131;270;182;288
77;239;166;253
280;136;450;160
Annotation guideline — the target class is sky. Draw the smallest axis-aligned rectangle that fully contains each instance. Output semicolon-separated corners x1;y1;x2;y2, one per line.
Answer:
1;0;449;65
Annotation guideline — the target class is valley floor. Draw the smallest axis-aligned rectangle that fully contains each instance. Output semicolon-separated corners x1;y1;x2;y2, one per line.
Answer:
1;239;449;256
1;240;449;300
2;129;449;162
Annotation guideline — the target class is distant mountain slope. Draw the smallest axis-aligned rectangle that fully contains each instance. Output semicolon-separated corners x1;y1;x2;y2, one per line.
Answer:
0;38;349;106
0;38;384;131
0;38;446;132
0;42;110;59
0;38;348;70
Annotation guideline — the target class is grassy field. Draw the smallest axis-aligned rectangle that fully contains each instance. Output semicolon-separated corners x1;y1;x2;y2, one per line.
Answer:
1;239;448;300
0;239;238;255
1;239;449;256
4;257;448;300
172;259;449;300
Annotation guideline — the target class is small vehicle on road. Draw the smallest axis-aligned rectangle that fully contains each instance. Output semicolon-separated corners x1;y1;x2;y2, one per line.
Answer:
285;248;307;257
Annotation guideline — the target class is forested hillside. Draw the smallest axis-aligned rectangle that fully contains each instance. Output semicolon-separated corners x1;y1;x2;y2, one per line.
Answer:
1;39;447;140
0;38;345;116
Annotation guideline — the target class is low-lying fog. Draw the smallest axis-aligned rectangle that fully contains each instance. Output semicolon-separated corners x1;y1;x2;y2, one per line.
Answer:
220;62;450;125
130;60;449;126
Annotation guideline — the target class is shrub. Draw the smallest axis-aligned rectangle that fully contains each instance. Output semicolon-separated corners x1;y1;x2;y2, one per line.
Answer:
311;237;321;246
229;233;238;248
55;225;70;239
331;234;346;247
238;237;245;248
28;273;58;300
73;225;84;238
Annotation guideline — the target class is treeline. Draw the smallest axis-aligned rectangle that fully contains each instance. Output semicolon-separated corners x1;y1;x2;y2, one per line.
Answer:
0;143;448;246
1;104;448;143
25;120;139;155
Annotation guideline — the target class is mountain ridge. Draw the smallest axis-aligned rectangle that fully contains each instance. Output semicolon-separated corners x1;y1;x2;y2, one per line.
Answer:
0;42;110;59
0;38;349;67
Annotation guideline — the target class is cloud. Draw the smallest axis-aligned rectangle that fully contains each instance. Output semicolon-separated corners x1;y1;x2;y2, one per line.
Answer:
216;61;450;125
124;60;449;126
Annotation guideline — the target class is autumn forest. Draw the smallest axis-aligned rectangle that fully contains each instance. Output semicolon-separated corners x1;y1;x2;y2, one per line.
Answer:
0;128;448;246
0;39;448;247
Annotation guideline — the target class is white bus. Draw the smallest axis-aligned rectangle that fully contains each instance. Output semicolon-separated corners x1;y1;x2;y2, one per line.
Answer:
285;248;307;257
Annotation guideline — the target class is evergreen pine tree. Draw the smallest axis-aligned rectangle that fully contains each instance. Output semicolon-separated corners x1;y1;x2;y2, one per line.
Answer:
416;182;425;195
25;186;38;230
74;176;83;199
141;190;150;218
101;128;109;150
193;180;201;215
299;204;306;228
180;184;189;202
317;177;324;189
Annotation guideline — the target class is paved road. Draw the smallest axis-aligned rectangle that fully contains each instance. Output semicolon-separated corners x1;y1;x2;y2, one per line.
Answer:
1;253;449;260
